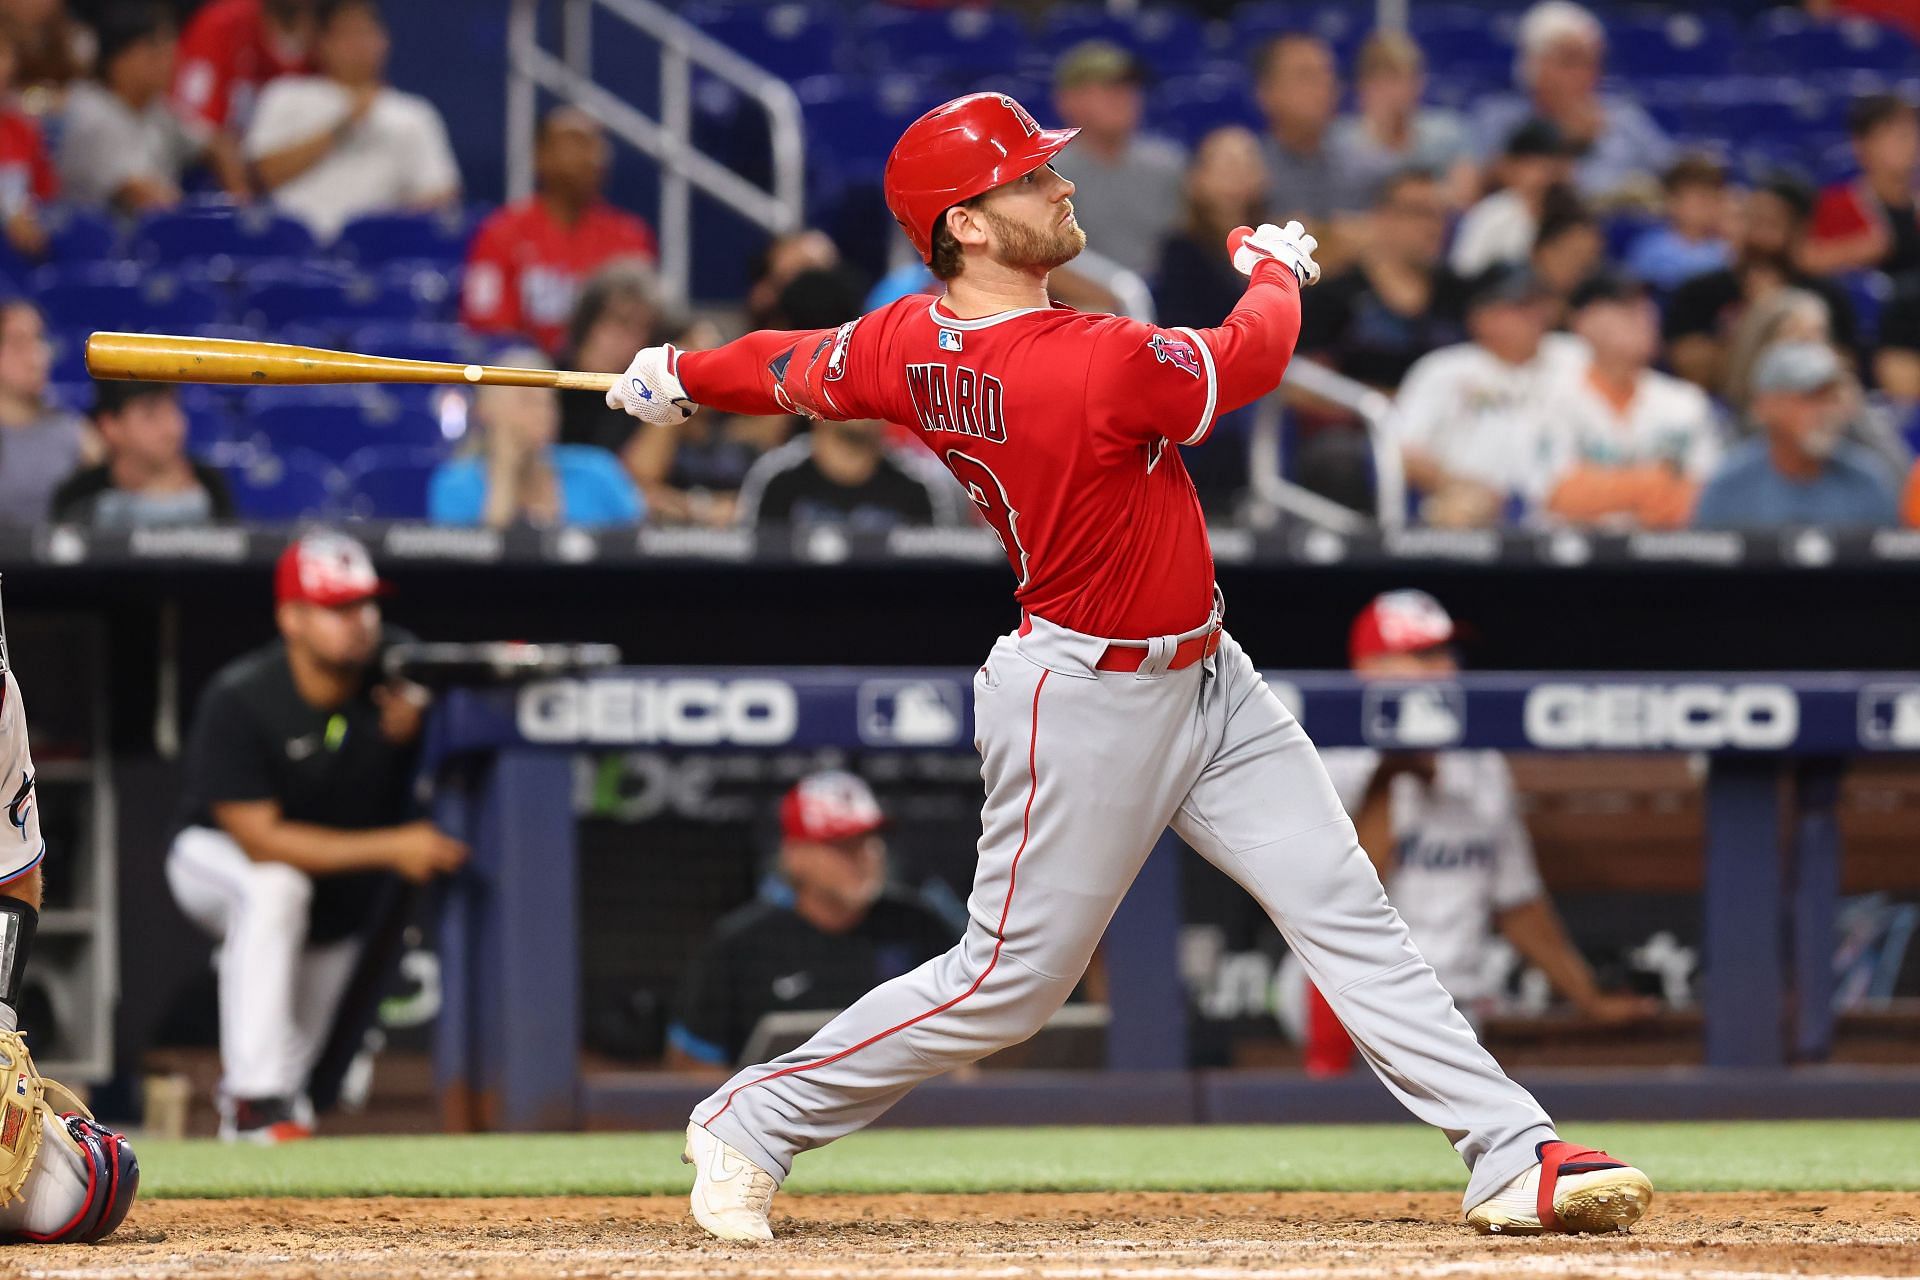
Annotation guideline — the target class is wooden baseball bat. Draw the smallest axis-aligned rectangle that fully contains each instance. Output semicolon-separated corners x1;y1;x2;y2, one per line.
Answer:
84;331;620;394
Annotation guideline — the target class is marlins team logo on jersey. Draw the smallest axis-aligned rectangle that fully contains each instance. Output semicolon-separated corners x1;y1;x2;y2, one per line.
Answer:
1148;332;1202;379
5;770;30;842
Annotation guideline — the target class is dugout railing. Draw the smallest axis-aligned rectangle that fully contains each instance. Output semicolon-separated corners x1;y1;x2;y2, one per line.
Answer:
421;667;1920;1132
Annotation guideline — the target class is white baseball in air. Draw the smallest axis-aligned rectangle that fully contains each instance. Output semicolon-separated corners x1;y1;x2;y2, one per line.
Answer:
464;364;483;382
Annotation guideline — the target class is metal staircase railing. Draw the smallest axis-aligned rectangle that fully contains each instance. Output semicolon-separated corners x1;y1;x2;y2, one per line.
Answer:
506;0;806;302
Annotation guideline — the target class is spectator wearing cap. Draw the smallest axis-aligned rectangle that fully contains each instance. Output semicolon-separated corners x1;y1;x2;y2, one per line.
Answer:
1665;176;1861;393
665;771;960;1071
52;381;234;527
1448;119;1576;278
167;532;467;1142
1299;590;1659;1076
1327;30;1476;212
0;298;93;530
1624;156;1734;293
244;0;460;241
1805;94;1920;282
1693;342;1901;528
1253;33;1365;228
1388;265;1587;527
1050;40;1186;279
1472;0;1674;205
1537;273;1722;529
1297;166;1466;393
427;346;641;530
463;106;659;356
57;2;232;212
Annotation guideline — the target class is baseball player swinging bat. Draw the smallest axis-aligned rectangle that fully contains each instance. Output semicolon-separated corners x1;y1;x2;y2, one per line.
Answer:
83;332;621;394
597;92;1654;1245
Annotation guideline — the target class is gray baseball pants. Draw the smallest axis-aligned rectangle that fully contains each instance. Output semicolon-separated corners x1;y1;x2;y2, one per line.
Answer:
693;615;1556;1210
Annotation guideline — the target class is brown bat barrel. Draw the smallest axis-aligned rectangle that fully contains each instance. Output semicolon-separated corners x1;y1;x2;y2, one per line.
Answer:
83;331;618;393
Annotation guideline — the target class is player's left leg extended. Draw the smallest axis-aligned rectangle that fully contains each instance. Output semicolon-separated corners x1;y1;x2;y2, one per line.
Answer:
1169;632;1649;1231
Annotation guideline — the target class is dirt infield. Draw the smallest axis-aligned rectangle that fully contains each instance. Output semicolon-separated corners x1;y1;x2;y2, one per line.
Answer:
15;1191;1920;1280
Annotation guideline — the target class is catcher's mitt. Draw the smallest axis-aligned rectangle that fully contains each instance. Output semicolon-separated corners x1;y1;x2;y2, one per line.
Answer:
0;1028;139;1244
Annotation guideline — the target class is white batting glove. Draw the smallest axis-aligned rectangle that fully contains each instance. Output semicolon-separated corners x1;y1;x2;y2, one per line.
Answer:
1228;221;1321;287
604;344;695;425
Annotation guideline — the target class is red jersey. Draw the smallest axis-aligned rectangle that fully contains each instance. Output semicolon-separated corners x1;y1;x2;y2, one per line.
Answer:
0;111;56;210
462;198;659;354
173;0;312;133
679;261;1303;639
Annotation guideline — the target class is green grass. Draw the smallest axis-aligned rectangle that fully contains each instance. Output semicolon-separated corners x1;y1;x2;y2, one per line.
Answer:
133;1121;1920;1199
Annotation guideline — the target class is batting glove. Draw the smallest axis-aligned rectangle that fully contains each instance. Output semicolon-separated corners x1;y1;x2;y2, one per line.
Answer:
1228;221;1321;287
605;344;695;426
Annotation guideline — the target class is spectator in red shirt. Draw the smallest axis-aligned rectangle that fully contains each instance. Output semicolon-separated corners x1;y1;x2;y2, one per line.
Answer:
1806;94;1920;281
0;23;56;260
462;105;656;355
173;0;316;193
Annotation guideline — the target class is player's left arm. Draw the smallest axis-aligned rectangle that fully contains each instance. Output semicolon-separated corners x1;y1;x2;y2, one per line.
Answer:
1085;223;1314;450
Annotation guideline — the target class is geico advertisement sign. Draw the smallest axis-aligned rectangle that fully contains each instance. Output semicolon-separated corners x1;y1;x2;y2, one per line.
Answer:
1523;683;1798;749
517;678;799;745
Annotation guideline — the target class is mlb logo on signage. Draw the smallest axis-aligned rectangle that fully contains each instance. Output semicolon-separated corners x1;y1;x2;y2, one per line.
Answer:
858;680;966;747
1362;684;1465;749
1860;685;1920;749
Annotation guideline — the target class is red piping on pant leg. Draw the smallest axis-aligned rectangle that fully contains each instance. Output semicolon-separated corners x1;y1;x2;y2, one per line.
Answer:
698;670;1051;1128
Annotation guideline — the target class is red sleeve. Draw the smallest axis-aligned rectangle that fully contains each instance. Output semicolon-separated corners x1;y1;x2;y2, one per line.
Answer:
459;214;521;335
679;312;894;421
1085;260;1301;448
172;11;236;130
1811;185;1871;243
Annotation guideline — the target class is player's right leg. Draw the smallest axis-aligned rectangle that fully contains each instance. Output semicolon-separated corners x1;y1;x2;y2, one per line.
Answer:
164;827;319;1143
1169;632;1649;1232
685;622;1210;1240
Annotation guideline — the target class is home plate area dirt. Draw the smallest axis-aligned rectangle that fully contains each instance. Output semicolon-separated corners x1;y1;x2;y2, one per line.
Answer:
13;1191;1920;1279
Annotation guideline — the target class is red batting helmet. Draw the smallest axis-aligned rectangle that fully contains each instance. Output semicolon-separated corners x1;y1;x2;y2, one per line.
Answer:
1349;590;1455;667
884;92;1079;263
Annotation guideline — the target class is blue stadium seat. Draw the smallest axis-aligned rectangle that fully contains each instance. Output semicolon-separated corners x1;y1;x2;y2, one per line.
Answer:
185;402;238;456
1151;75;1265;147
131;204;317;267
1609;14;1737;79
795;75;942;184
221;449;340;520
1228;2;1367;61
241;275;423;330
850;7;1027;83
684;2;841;80
334;210;474;267
1749;13;1920;75
1038;5;1213;79
32;263;225;332
344;321;479;366
1405;19;1516;81
377;260;463;322
249;399;444;464
46;380;92;416
47;329;89;384
342;445;444;520
42;206;119;263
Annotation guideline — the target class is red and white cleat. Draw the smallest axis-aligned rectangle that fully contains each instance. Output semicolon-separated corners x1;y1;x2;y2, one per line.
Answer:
1467;1140;1653;1235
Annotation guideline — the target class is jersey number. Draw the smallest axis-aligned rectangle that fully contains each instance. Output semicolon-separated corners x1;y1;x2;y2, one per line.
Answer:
945;449;1031;587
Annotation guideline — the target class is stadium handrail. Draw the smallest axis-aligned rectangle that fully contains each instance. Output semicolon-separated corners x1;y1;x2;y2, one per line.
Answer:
1249;358;1407;533
506;0;807;301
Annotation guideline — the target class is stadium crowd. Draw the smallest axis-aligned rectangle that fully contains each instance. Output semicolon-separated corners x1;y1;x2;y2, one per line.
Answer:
0;0;1916;534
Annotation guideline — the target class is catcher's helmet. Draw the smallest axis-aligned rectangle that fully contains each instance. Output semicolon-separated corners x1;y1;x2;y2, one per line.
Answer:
884;93;1079;263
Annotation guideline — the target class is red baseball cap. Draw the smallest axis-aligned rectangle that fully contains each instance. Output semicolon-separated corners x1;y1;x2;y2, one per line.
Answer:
274;532;391;607
1349;590;1455;667
780;771;886;843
